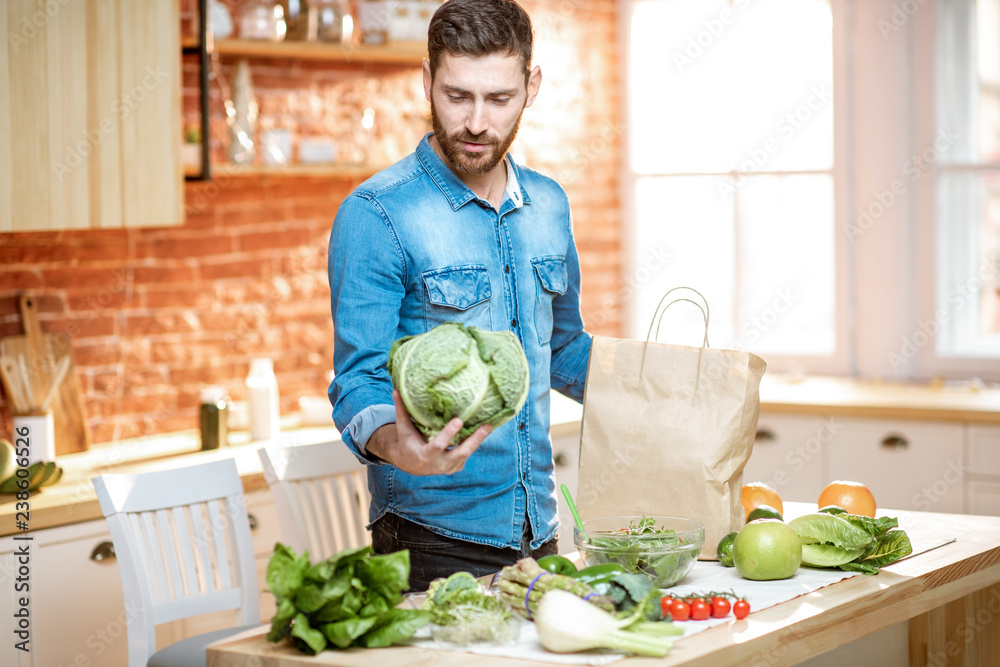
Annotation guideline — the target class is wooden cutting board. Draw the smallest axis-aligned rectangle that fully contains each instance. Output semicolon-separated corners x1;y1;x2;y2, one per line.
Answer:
0;295;90;454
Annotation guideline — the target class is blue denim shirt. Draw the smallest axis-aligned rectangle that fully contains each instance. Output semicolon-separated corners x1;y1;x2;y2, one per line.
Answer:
327;133;591;550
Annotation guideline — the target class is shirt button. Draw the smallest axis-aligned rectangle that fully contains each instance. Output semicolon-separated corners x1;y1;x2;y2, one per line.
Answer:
519;422;525;431
511;318;517;328
504;265;510;274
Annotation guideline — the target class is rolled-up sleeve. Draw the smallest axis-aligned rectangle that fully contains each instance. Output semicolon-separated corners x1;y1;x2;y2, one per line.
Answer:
328;193;406;463
549;209;591;403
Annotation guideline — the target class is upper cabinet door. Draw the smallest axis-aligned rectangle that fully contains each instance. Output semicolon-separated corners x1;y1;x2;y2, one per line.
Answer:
1;0;183;232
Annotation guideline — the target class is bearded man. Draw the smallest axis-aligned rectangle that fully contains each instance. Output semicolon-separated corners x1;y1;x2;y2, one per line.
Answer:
327;0;591;591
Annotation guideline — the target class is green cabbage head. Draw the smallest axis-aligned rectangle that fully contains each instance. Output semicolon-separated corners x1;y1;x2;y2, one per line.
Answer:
388;322;530;442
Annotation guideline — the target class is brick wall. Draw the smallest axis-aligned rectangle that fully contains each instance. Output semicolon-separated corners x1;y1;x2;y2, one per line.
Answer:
0;0;622;445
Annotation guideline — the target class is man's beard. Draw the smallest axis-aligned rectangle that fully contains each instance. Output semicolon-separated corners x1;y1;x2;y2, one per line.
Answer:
430;99;524;176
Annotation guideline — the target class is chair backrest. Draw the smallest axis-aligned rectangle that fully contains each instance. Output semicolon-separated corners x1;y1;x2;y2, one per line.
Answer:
92;458;259;667
258;441;370;561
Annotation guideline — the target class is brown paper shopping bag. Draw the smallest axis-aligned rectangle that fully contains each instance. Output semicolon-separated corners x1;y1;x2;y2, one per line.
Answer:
576;288;766;559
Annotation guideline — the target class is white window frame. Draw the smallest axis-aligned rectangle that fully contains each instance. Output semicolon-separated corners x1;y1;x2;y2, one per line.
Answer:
621;0;1000;382
620;0;853;376
913;0;1000;379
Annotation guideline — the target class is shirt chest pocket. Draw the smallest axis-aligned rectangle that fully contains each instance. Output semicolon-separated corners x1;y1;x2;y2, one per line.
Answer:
532;256;567;346
422;265;493;331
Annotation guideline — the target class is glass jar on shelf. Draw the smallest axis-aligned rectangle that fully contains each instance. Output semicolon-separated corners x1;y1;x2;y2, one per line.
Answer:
238;0;287;41
313;0;348;43
281;0;310;40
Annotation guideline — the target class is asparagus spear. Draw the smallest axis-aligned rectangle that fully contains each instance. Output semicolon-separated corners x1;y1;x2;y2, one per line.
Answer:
497;557;615;618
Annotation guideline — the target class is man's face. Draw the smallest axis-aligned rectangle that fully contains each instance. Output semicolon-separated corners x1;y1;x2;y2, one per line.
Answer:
424;52;542;176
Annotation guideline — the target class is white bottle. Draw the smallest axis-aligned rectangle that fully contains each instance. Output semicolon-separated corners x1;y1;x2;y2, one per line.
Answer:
246;357;280;441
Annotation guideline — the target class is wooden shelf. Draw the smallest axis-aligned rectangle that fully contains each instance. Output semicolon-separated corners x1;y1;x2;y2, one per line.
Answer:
213;38;426;65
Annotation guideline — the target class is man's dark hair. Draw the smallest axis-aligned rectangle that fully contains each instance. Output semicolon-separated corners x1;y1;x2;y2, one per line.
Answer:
427;0;534;84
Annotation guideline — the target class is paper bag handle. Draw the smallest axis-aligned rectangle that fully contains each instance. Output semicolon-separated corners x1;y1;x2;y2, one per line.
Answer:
638;287;711;380
645;286;710;348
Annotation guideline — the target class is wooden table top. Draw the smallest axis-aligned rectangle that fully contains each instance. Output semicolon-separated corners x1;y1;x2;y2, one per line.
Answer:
205;503;1000;667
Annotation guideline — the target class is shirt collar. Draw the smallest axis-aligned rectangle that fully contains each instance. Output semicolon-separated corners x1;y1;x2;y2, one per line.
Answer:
416;133;531;211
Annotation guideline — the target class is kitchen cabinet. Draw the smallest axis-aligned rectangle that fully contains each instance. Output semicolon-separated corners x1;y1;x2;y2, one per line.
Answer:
742;414;831;503
552;427;581;550
0;536;30;667
965;425;1000;515
745;412;966;514
1;0;183;232
828;418;965;514
21;520;129;667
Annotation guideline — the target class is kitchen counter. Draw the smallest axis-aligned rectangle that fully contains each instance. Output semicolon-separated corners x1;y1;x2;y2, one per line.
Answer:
205;503;1000;667
758;374;1000;424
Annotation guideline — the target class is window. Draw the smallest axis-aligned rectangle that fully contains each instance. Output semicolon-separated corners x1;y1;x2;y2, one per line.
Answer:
625;0;839;363
934;0;1000;359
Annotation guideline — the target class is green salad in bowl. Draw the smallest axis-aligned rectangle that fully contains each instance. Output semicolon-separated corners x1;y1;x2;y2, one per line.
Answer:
573;516;704;587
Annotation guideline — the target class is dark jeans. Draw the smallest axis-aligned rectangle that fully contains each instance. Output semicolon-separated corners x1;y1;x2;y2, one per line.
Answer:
371;512;559;592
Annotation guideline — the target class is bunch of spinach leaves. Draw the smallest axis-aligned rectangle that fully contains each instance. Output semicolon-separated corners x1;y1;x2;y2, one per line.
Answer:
266;543;429;654
836;514;913;574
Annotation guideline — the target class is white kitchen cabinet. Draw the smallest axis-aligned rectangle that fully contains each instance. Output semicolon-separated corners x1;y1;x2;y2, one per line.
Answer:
244;489;282;621
964;426;1000;516
0;535;31;667
552;427;582;552
742;414;832;503
966;425;1000;475
29;520;130;667
828;418;965;514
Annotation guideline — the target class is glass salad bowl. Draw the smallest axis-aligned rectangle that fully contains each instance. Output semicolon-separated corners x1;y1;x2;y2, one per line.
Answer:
573;516;705;587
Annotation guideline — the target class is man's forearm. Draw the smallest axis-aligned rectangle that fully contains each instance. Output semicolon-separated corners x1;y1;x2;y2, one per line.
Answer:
365;423;397;464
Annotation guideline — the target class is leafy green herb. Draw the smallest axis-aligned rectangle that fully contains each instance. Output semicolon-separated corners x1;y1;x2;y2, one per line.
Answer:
265;543;429;654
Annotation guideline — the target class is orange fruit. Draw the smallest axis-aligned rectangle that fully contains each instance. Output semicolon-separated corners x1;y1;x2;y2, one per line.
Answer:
817;481;877;517
741;482;783;521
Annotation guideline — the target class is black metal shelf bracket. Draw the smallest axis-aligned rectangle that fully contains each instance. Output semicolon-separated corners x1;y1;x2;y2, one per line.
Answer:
181;0;211;181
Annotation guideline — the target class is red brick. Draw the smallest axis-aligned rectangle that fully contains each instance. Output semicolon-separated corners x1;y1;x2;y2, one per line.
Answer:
124;312;201;337
73;342;127;367
200;259;268;281
41;268;129;291
0;270;44;291
142;285;214;309
77;241;132;264
132;265;198;284
0;241;78;264
237;227;316;253
217;202;290;225
135;235;234;260
45;314;117;339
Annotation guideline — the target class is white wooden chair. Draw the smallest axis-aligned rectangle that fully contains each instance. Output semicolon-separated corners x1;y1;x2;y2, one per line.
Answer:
258;441;371;560
92;458;260;667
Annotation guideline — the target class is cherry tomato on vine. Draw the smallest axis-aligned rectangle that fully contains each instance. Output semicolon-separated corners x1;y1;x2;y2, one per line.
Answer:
671;599;691;621
733;599;751;619
660;596;673;617
710;596;731;618
690;598;711;620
